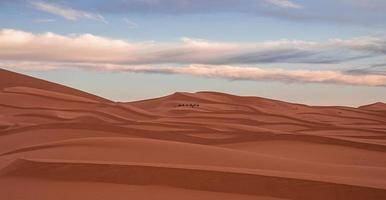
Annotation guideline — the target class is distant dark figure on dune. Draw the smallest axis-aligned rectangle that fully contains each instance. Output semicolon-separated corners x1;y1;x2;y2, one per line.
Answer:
177;103;200;108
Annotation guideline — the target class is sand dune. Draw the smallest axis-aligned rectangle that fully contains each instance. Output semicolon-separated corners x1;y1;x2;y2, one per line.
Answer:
2;158;386;200
0;68;385;199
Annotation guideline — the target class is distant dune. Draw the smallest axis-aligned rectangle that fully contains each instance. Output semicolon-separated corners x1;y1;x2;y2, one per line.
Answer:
0;68;385;200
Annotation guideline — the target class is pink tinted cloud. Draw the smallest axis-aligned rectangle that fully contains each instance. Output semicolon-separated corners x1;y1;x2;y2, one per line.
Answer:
1;29;386;86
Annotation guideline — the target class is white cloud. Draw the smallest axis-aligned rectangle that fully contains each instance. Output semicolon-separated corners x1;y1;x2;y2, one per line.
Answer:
31;1;107;23
0;29;138;63
1;29;385;65
265;0;303;9
0;29;385;86
3;62;385;86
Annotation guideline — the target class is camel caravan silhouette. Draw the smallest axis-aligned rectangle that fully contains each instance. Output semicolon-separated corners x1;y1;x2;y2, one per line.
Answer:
177;103;200;108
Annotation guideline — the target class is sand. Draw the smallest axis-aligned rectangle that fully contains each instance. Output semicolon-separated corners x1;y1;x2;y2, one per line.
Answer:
0;68;385;199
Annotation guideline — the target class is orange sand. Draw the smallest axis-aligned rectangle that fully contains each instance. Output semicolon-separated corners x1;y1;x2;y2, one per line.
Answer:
0;68;385;199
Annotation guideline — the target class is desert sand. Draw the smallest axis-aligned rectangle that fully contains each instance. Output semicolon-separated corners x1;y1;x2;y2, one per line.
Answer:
0;68;385;199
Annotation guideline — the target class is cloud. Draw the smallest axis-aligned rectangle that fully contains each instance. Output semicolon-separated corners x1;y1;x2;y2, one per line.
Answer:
82;0;385;26
0;28;385;86
2;62;385;86
345;63;386;76
33;18;55;23
0;29;136;63
1;29;385;65
265;0;303;9
31;1;106;23
116;64;386;86
0;61;58;71
3;0;385;25
153;65;386;86
124;18;138;29
95;0;303;14
330;36;386;55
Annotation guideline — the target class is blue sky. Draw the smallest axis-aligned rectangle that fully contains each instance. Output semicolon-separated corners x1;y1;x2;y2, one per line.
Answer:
0;0;385;106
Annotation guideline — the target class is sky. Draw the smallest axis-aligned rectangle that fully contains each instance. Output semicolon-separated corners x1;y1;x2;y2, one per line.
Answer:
0;0;386;106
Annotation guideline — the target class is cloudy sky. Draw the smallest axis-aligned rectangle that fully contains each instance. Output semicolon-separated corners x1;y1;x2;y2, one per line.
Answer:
1;0;386;106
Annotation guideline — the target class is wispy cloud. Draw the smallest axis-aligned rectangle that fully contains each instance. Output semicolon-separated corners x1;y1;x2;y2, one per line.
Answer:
1;29;384;65
33;18;55;23
2;62;385;86
265;0;303;9
0;29;385;86
91;0;304;14
124;18;138;29
31;1;107;23
67;0;385;26
124;65;386;86
345;63;386;76
0;29;136;63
